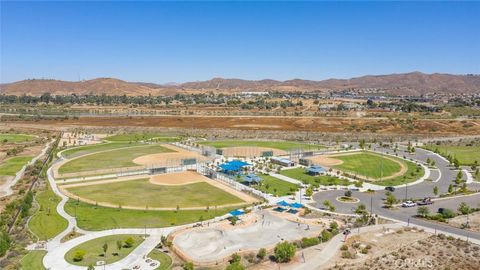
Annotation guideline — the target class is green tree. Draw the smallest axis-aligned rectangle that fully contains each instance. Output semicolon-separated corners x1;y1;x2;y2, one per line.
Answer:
116;240;122;251
305;187;313;197
355;203;367;215
183;262;194;270
274;241;297;263
417;206;430;217
448;184;453;193
433;186;439;196
385;194;396;208
226;262;245;270
124;237;135;248
257;248;267;259
73;250;86;262
87;264;95;270
229;253;241;264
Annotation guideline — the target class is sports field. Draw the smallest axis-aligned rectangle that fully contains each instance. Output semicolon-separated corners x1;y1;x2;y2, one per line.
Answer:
424;144;480;165
0;156;33;176
64;234;144;266
199;140;323;151
373;159;424;186
61;142;143;158
105;133;180;142
58;144;172;174
331;152;404;180
63;178;245;209
29;189;68;241
0;133;34;143
21;251;47;270
64;200;240;230
280;168;351;186
251;175;300;196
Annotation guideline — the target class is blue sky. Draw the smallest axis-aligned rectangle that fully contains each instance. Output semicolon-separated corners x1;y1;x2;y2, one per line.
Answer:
1;1;479;83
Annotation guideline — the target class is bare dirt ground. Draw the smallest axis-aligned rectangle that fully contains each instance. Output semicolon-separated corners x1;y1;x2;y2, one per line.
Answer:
59;132;107;147
325;227;480;270
221;146;287;158
149;170;205;185
448;211;480;233
133;144;210;167
4;116;480;136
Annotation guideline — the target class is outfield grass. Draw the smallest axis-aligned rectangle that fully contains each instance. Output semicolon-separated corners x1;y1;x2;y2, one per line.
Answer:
0;156;33;176
424;144;480;166
65;179;244;208
105;133;180;142
59;144;173;174
0;133;34;143
373;159;425;186
20;250;47;270
64;200;241;230
332;152;403;179
148;249;172;270
199;140;323;151
279;168;351;186
29;189;68;240
65;234;144;266
250;175;299;196
61;142;143;158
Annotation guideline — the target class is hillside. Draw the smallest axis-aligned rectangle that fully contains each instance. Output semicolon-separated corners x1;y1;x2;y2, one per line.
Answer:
1;72;479;96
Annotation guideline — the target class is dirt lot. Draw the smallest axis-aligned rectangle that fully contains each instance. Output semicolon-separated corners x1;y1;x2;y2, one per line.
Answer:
448;211;480;233
221;146;287;158
133;144;210;167
4;116;480;136
325;227;480;270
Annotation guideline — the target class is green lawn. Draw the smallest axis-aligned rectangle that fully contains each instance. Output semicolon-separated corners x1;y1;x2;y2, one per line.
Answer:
0;133;34;143
20;250;47;270
332;152;403;180
65;234;144;266
148;249;172;270
64;200;241;230
199;140;323;151
279;168;351;186
250;175;299;196
424;144;480;166
105;133;180;142
29;189;68;240
65;179;245;208
373;160;425;186
59;144;173;174
0;156;33;176
61;142;144;158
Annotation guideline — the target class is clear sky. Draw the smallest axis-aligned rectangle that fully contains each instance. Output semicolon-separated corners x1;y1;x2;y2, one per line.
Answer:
1;1;479;84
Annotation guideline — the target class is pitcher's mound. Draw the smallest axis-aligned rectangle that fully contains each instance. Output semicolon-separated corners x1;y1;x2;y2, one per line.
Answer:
149;171;208;186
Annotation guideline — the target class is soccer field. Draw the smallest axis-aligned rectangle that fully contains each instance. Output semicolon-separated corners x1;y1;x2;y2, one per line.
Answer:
105;133;180;142
0;133;34;143
61;142;144;158
198;140;323;151
58;144;172;174
424;144;480;166
64;178;245;209
332;152;403;179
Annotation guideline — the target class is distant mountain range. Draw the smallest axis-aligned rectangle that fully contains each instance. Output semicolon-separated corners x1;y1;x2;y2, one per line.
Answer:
1;72;479;96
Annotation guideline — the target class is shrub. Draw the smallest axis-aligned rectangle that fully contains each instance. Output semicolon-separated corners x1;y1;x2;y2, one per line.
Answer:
257;248;267;260
124;237;135;248
73;250;86;262
274;241;296;263
183;262;194;270
301;237;320;248
340;244;348;251
320;229;332;242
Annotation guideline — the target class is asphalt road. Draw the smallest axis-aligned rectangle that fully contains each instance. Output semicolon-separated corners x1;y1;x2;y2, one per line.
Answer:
312;145;480;242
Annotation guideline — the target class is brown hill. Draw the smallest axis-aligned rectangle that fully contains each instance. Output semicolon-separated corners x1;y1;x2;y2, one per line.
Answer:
1;72;479;96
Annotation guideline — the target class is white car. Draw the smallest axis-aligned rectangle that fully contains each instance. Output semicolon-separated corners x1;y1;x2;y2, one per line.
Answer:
402;201;416;207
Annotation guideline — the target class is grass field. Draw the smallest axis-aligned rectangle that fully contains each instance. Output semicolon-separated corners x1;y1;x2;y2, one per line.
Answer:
61;142;143;158
0;156;33;176
0;133;34;143
65;179;245;208
373;159;425;186
64;200;240;230
250;175;299;196
105;133;180;142
199;140;323;151
332;152;403;179
59;144;172;174
279;168;351;186
29;189;68;240
20;251;46;270
64;234;144;266
424;144;480;165
148;249;172;270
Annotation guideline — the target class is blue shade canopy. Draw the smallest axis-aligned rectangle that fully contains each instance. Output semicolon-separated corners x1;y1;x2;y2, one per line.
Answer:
219;160;250;172
277;200;290;207
290;202;304;208
229;209;245;216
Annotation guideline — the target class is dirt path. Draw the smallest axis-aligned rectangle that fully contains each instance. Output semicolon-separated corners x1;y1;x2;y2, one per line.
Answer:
222;146;287;158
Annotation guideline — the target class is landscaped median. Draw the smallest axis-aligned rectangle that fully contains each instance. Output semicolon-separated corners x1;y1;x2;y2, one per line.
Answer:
279;168;351;186
29;188;68;240
247;174;300;196
64;234;144;266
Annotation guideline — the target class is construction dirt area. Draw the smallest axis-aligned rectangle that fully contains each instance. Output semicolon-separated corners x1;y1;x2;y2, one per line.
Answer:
221;146;287;158
172;210;324;266
4;115;480;136
448;211;480;233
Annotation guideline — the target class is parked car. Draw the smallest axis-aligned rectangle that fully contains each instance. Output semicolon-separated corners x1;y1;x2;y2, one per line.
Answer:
417;197;433;205
402;201;416;207
385;186;395;192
